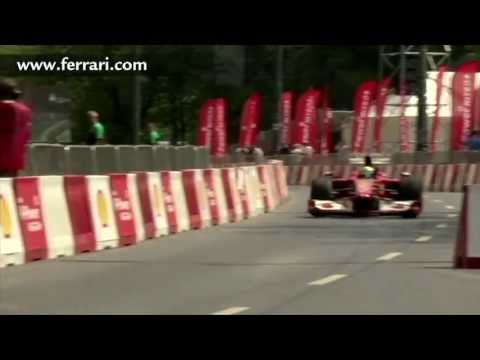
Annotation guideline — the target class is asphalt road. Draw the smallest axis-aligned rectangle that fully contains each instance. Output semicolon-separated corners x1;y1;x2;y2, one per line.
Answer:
0;187;475;315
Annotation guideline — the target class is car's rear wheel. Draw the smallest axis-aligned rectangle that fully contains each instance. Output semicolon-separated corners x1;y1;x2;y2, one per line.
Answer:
310;177;333;200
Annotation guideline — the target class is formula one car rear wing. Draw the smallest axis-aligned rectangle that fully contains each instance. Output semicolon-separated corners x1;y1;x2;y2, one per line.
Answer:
348;154;391;165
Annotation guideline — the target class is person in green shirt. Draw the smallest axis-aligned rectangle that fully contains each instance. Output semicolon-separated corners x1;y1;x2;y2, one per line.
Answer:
86;111;106;145
148;122;165;145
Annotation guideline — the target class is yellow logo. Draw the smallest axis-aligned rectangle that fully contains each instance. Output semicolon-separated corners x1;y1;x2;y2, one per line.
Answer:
97;190;110;228
153;184;164;217
0;195;13;238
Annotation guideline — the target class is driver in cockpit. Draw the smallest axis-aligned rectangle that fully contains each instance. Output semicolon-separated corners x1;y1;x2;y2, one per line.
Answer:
361;155;377;179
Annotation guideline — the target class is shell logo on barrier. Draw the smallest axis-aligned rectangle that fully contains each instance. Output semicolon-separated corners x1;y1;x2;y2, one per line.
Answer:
153;184;164;218
97;190;110;228
0;194;13;238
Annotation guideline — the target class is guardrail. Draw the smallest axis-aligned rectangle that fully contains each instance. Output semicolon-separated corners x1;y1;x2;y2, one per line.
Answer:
265;151;480;167
20;144;211;176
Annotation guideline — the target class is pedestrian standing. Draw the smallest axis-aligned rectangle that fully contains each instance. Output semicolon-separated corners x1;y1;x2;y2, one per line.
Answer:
147;122;165;145
86;110;106;145
0;78;32;177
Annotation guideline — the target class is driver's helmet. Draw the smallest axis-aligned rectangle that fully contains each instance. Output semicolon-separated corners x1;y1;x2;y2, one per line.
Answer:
362;166;376;179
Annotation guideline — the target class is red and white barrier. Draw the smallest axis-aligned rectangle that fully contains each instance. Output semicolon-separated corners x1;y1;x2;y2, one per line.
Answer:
454;184;480;268
287;165;300;185
449;164;468;192
14;177;49;262
257;165;277;212
422;164;435;191
465;164;479;186
271;161;289;200
204;168;229;225
221;167;244;222
308;164;322;183
182;169;212;230
136;172;169;239
110;173;146;246
245;165;265;214
64;175;119;253
430;164;446;192
236;167;258;218
297;165;311;186
0;178;25;267
161;171;190;233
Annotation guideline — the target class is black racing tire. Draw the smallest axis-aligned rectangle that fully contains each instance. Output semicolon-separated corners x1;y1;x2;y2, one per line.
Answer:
401;211;418;219
309;208;326;218
397;176;423;201
310;177;333;200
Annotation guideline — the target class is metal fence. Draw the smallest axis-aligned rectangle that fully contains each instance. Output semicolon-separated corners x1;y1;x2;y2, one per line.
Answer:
20;144;211;176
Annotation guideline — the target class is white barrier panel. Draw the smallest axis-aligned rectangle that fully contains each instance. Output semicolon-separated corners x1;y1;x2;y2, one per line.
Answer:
161;171;190;233
0;178;25;267
136;172;169;238
87;176;119;250
221;168;244;222
204;169;229;225
182;169;212;230
110;173;146;245
238;166;261;218
454;185;480;268
245;166;265;214
39;176;75;258
266;164;281;208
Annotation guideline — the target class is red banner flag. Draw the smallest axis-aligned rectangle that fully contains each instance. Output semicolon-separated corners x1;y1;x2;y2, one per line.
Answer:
211;98;229;157
292;92;312;146
452;61;480;150
431;66;449;152
373;77;393;152
280;91;296;146
239;92;263;148
197;99;216;147
352;81;378;153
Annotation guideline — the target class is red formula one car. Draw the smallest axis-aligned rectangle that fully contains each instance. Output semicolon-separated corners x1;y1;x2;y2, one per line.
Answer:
308;163;423;218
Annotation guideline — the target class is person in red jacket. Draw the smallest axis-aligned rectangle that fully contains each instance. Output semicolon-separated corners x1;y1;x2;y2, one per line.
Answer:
0;78;33;177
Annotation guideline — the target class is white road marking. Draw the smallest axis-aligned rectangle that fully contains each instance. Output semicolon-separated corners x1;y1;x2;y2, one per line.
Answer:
436;224;447;229
434;199;443;203
447;214;458;218
376;252;403;261
212;307;250;315
416;236;432;243
308;274;348;286
445;205;455;210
